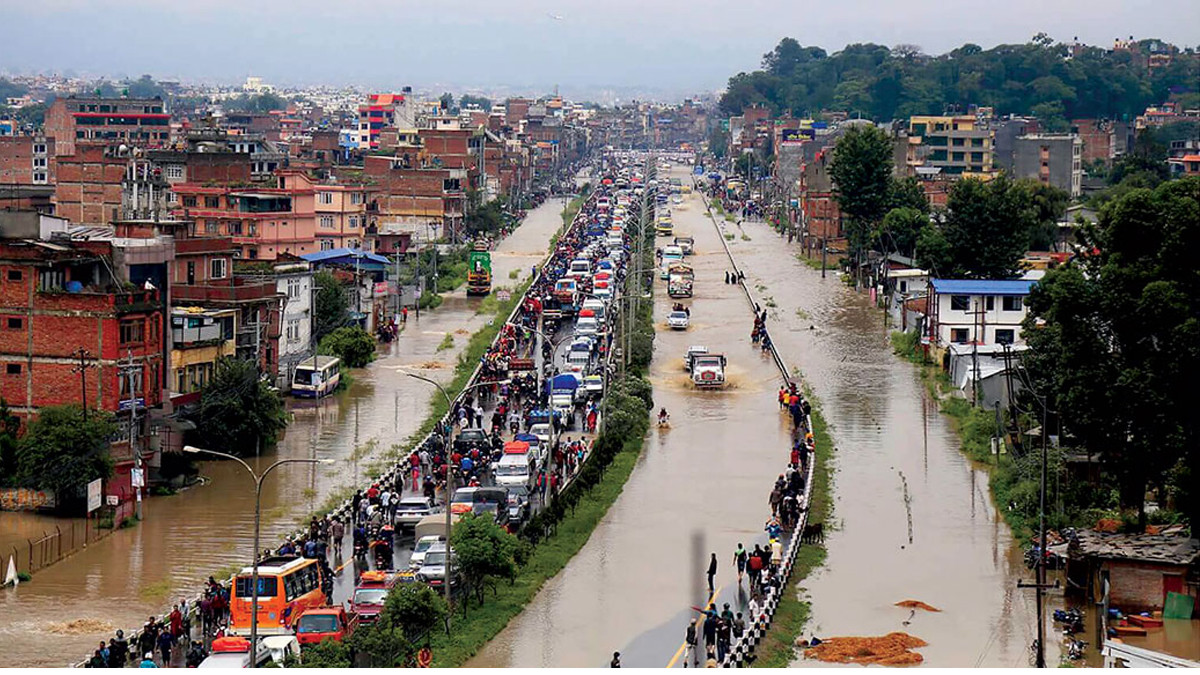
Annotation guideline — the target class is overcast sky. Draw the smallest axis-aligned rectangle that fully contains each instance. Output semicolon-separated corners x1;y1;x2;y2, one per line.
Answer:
1;0;1197;96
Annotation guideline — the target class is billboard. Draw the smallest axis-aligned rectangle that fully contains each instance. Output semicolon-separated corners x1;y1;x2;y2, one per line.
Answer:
87;479;102;513
780;128;815;144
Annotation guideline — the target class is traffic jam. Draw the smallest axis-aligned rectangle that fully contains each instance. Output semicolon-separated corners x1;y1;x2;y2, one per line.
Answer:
202;157;657;662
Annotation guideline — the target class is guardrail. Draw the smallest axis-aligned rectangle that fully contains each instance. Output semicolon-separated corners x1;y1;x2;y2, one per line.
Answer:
80;188;602;668
703;197;817;668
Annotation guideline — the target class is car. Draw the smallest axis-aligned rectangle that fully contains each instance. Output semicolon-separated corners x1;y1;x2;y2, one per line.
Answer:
394;496;439;529
684;345;708;372
453;427;489;453
408;534;444;570
583;375;604;398
529;423;552;447
416;544;455;588
668;310;690;330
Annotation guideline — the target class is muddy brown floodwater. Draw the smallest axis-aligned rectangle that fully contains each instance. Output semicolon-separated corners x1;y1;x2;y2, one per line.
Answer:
724;215;1055;667
0;195;568;667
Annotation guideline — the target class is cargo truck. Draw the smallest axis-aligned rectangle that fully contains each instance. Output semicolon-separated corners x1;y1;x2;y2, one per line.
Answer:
466;245;492;296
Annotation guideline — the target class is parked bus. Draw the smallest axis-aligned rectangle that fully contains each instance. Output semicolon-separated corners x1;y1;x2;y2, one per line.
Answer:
291;356;341;398
230;556;327;636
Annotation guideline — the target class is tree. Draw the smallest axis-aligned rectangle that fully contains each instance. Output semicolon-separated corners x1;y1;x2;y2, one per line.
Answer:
0;400;22;487
189;357;288;457
318;326;376;368
438;92;455;113
16;405;116;508
450;513;519;609
313;271;349;344
459;94;491;111
937;175;1033;278
829;124;894;259
875;207;928;257
124;75;165;100
226;93;285;113
1023;177;1200;527
382;583;447;639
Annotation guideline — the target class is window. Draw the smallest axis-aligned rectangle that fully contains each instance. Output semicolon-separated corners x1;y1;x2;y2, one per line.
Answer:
995;329;1015;345
182;196;197;208
320;239;335;251
985;296;994;311
286;319;301;343
33;143;46;154
119;319;144;344
950;295;970;311
1002;295;1024;312
210;258;228;279
235;576;278;599
5;363;20;375
319;215;334;229
951;328;969;344
952;137;964;147
971;138;983;147
350;192;364;205
348;216;358;228
165;165;184;180
7;269;21;281
205;219;218;234
118;368;143;398
5;317;21;330
317;192;333;205
286;278;301;299
204;196;220;208
33;157;46;168
229;221;243;236
33;172;46;183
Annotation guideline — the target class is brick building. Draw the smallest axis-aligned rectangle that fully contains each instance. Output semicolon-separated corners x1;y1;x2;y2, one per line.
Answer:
798;149;843;254
0;136;54;185
53;143;128;224
44;96;170;157
364;155;466;241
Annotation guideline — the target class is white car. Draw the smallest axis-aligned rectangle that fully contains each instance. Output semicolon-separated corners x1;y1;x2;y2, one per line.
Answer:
667;311;690;330
529;423;552;448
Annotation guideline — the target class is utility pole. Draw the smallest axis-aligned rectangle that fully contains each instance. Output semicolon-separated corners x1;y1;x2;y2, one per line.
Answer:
71;347;94;421
119;349;144;520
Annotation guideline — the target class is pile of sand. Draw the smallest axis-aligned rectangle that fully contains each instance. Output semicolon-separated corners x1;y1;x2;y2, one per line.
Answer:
801;632;928;666
894;600;941;612
419;361;447;370
46;618;114;635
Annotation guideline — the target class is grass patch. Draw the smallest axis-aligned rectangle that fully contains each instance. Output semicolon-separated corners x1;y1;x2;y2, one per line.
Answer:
795;253;837;271
794;308;810;320
741;234;752;241
725;233;735;241
508;268;519;279
752;386;834;667
431;425;648;666
437;333;455;352
725;214;735;223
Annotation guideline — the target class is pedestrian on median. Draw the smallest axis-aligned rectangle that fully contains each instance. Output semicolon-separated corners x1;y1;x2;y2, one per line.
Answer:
156;626;174;667
702;611;718;661
330;518;345;557
610;651;621;668
139;652;157;668
706;552;718;593
685;618;699;667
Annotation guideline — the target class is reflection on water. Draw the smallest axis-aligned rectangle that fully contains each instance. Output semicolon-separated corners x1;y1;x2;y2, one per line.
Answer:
0;198;566;667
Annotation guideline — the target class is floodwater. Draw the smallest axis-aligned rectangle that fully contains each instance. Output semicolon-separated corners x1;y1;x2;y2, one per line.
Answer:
0;196;568;667
469;167;795;668
725;214;1051;667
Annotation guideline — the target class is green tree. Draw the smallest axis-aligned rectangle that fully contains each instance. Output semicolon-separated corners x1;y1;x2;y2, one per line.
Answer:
313;271;349;344
829;124;894;259
938;175;1033;278
875;207;928;257
459;94;491;110
16;405;116;507
438;92;455;113
451;513;519;610
1023;176;1200;527
383;583;447;639
0;400;23;487
189;358;288;457
317;326;376;368
124;75;165;100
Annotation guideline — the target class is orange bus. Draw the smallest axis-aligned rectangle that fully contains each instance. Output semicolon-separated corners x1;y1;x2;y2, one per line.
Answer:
230;556;327;636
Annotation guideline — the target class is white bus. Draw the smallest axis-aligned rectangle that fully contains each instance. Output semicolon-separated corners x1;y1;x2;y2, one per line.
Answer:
291;356;341;398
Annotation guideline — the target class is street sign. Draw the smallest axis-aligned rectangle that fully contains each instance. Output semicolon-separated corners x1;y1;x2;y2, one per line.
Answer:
496;290;512;302
131;468;144;488
118;398;145;411
86;479;102;513
106;495;119;507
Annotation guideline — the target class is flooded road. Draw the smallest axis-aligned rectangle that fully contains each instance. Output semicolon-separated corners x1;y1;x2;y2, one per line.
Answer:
469;168;794;667
0;196;568;667
723;215;1049;667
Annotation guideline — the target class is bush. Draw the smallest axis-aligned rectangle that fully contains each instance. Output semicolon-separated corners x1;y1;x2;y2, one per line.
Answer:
318;326;377;368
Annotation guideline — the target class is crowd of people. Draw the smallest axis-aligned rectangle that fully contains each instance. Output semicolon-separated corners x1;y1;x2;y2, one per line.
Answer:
89;581;228;668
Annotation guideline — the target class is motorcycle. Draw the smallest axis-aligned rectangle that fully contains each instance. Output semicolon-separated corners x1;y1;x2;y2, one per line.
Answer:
1066;638;1087;661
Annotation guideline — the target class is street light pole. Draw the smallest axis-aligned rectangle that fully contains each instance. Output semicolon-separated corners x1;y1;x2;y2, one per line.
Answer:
183;446;331;668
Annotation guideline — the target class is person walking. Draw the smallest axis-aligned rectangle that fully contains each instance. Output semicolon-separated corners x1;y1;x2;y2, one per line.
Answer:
702;610;718;662
139;652;157;668
109;630;129;668
684;618;699;667
732;543;748;584
610;651;621;668
706;553;718;593
330;518;345;557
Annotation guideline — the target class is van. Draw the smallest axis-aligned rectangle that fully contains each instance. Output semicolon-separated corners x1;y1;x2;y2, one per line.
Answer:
567;348;591;373
581;299;606;327
575;313;599;338
495;452;536;489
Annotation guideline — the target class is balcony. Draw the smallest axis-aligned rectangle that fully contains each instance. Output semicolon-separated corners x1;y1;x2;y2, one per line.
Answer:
173;278;279;304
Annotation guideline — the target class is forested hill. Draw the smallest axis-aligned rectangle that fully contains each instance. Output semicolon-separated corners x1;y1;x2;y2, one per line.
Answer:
720;36;1200;127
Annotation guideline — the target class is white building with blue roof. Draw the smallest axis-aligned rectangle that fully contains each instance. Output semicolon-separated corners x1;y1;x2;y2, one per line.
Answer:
925;278;1037;349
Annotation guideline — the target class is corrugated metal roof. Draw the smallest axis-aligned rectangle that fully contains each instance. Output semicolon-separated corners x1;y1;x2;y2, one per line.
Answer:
1072;530;1200;565
300;248;389;265
930;279;1036;296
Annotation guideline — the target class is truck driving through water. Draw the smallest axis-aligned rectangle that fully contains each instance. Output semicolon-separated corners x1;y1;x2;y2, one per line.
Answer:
691;353;728;388
466;244;492;296
667;263;693;298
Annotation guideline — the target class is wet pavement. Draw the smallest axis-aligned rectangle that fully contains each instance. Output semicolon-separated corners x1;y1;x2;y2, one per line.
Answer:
469;166;794;668
721;213;1052;666
0;196;569;667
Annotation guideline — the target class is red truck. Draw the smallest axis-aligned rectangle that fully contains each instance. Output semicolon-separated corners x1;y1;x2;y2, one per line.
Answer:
293;606;359;645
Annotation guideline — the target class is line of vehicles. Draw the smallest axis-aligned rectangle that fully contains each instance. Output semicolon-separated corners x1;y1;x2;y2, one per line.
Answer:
215;157;650;663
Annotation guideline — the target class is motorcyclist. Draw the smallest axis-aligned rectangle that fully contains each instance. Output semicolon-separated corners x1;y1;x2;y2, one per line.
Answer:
658;408;670;425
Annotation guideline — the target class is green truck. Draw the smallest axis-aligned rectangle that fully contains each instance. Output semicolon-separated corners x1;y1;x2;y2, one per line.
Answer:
466;245;492;296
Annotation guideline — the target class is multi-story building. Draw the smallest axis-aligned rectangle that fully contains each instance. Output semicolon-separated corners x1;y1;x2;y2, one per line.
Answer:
171;169;317;260
0;136;54;186
906;115;994;177
168;306;237;396
0;235;165;497
314;183;368;251
357;93;414;150
44;96;170;157
53;143;128;224
1013;134;1083;197
363;156;466;242
262;258;314;390
798;149;842;255
925;279;1035;349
